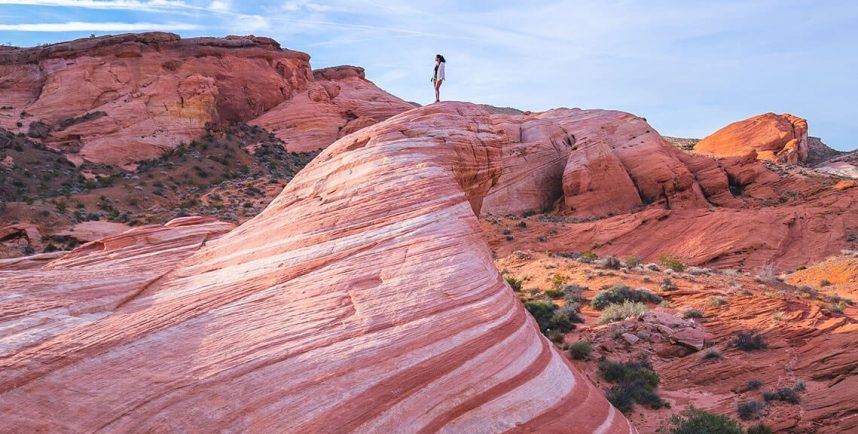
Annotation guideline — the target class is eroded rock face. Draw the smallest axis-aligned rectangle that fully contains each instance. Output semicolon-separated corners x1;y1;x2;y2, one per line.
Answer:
0;33;409;167
249;65;414;153
0;103;633;433
695;113;809;164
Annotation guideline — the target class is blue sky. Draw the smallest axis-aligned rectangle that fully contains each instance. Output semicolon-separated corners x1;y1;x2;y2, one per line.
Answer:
1;1;856;150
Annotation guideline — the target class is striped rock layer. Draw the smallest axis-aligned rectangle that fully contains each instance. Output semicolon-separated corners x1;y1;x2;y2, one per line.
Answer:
0;102;633;433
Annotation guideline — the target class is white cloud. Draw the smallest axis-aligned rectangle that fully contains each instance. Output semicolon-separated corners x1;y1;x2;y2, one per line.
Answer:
0;0;193;11
233;14;269;32
208;0;230;12
0;21;201;31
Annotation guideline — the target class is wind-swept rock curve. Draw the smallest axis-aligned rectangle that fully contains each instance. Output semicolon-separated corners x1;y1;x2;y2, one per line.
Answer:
0;102;633;433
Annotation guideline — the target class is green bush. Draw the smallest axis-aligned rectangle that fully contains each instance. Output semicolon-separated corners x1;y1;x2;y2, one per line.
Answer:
524;300;575;336
659;255;687;272
598;359;666;412
746;423;773;434
591;284;663;309
568;341;592;360
504;275;523;291
732;331;767;351
666;407;743;434
598;301;648;324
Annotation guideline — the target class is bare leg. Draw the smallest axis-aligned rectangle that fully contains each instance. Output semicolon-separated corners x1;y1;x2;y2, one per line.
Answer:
434;79;442;102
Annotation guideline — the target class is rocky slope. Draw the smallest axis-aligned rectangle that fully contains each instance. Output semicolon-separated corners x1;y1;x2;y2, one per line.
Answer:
0;33;409;168
695;113;809;164
497;251;857;433
0;103;634;433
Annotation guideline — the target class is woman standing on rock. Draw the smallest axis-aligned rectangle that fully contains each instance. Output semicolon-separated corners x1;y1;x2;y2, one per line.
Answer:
432;54;446;103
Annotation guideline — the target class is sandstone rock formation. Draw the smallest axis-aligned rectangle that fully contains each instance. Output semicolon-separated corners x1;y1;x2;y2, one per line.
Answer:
0;33;409;167
695;113;809;164
0;103;633;433
250;65;415;153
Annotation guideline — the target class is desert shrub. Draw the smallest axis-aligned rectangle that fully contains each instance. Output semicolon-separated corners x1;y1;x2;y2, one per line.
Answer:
624;255;642;268
579;250;598;263
559;304;584;324
659;255;686;272
666;407;743;434
732;332;767;351
746;424;773;434
660;277;678;291
745;380;763;391
524;301;574;336
504;275;523;291
592;285;662;309
763;386;801;404
544;288;564;298
599;301;648;324
561;284;588;304
682;308;704;319
568;341;592;360
598;358;665;412
701;349;722;361
707;295;729;307
737;400;763;420
599;256;622;269
819;279;831;287
551;274;569;289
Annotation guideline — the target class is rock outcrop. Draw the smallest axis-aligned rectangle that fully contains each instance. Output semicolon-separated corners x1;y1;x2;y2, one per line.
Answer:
695;113;809;164
0;33;409;167
250;65;414;153
0;103;633;433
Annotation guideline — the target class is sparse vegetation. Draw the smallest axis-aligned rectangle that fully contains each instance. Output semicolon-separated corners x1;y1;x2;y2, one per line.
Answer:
682;308;704;319
745;380;763;391
660;277;678;291
568;341;593;360
732;331;767;351
746;424;773;434
658;255;686;272
707;295;729;307
665;407;743;434
701;349;722;361
737;400;763;420
523;300;576;340
579;250;598;263
598;301;648;324
623;255;642;268
592;284;662;309
504;275;523;291
598;358;666;413
763;381;805;404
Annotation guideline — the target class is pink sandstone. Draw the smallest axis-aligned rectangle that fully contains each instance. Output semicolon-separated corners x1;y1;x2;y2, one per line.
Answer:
0;103;633;433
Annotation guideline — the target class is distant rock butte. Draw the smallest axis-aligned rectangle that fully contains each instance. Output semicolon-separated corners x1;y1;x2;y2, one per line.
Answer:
695;112;809;164
0;103;634;433
0;33;410;167
250;65;414;153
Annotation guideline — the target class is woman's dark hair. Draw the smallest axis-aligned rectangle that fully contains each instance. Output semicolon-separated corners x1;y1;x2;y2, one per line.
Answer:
435;54;446;63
